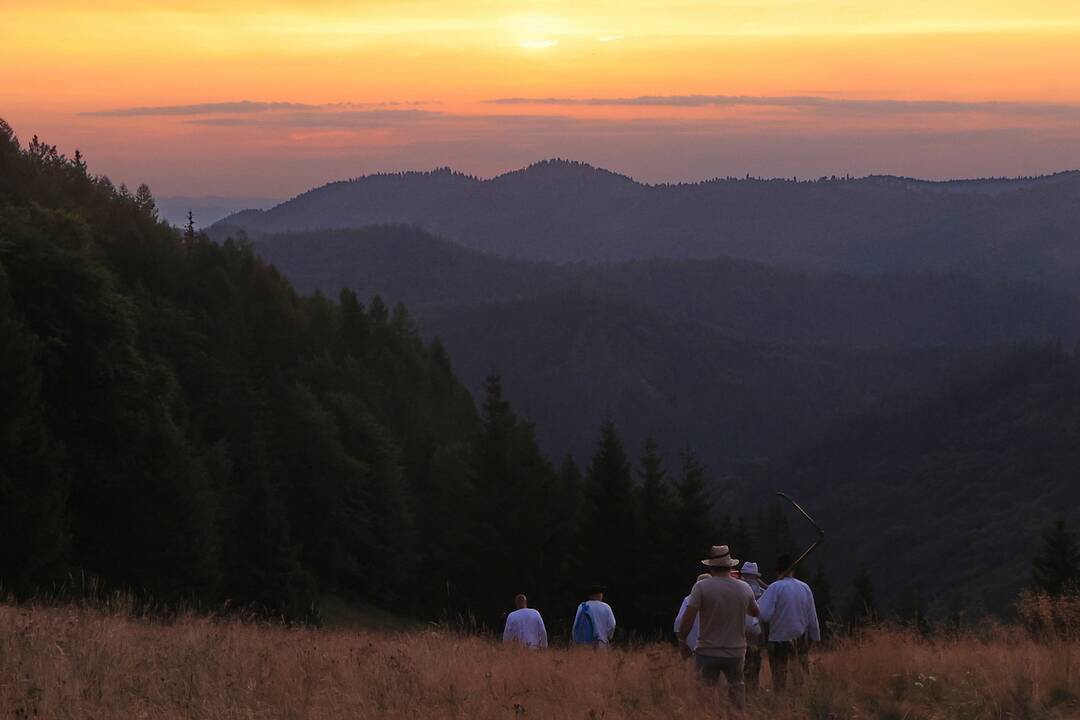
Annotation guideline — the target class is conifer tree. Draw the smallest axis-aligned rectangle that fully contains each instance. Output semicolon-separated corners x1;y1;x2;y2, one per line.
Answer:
673;448;714;565
544;453;585;607
1032;519;1080;595
135;183;156;218
635;439;680;626
581;421;638;612
184;209;196;242
845;565;878;630
810;562;833;637
461;376;556;626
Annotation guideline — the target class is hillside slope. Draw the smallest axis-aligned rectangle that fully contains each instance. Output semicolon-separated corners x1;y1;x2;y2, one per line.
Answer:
221;225;1080;465
781;344;1080;613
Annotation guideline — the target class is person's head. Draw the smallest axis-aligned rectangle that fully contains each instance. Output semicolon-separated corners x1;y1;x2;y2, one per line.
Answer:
514;594;528;609
701;544;740;573
740;561;761;579
587;584;605;601
776;554;794;577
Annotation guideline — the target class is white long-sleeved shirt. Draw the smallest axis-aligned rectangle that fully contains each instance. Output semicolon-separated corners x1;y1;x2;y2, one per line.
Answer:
742;578;765;637
757;577;821;642
503;608;548;648
673;596;701;650
573;600;617;644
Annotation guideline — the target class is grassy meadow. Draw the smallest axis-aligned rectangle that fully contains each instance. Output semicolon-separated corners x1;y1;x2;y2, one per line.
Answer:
3;598;1079;720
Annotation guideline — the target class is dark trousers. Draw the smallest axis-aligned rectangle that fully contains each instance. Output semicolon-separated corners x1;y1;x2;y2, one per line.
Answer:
744;641;763;691
695;653;746;708
767;636;811;690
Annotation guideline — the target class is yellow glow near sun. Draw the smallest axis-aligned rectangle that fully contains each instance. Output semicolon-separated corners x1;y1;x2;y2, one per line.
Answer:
519;39;559;50
504;11;571;49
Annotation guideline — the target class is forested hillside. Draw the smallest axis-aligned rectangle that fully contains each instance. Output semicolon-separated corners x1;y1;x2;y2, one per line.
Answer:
0;122;798;633
780;343;1080;613
215;161;1080;290
220;225;1080;465
0;122;483;618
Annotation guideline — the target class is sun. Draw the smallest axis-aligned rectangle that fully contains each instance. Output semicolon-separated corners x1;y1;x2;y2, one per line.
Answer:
505;12;566;50
518;39;559;50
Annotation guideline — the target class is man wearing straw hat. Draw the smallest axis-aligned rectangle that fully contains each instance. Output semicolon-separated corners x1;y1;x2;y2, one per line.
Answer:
677;545;760;709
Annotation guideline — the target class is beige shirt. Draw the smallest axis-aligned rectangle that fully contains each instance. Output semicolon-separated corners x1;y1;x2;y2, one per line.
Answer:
687;575;756;658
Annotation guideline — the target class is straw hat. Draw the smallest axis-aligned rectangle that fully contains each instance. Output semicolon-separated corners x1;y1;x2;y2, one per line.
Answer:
740;562;761;577
701;544;739;568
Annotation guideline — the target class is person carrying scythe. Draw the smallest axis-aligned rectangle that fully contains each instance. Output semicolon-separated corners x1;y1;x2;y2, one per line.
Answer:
756;553;821;690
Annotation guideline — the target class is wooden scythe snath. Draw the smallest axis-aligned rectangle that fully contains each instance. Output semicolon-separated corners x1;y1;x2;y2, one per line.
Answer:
776;491;825;578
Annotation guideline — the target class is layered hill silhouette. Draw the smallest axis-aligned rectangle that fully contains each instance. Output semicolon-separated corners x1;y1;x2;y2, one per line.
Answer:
215;161;1080;290
212;225;1080;467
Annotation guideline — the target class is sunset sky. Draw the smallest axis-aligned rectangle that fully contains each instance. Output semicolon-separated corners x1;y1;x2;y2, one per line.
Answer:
3;0;1080;196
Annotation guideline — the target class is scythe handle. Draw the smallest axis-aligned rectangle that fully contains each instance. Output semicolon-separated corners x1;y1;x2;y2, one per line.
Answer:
776;492;825;577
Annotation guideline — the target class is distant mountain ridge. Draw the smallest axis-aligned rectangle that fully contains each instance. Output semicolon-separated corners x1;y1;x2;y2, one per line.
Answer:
214;161;1080;289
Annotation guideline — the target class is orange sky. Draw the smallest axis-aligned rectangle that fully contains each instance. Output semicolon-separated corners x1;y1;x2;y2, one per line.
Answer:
3;0;1080;196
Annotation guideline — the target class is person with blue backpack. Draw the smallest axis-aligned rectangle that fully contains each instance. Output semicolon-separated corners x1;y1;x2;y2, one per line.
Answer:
572;584;617;648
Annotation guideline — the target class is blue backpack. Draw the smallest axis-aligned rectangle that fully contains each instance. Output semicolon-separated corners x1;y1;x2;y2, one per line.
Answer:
572;602;595;644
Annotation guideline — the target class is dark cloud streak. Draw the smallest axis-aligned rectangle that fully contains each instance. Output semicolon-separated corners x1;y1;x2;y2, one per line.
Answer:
82;100;430;117
485;94;1080;118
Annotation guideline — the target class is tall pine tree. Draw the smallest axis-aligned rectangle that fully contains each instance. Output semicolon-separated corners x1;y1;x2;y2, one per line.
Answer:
1032;519;1080;595
674;448;715;569
581;421;639;622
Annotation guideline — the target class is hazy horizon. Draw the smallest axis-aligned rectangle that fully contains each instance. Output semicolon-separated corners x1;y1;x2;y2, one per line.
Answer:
6;1;1080;196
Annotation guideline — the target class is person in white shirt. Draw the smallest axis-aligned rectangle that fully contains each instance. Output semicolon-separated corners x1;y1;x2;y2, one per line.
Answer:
756;554;821;690
739;561;767;692
502;594;548;649
573;585;617;647
673;573;711;651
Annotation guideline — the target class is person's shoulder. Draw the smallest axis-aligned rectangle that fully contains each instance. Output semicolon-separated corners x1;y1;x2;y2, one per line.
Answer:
528;608;543;618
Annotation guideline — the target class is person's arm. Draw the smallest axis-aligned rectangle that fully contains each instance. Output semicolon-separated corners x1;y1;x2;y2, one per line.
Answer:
748;597;760;618
606;606;617;640
677;605;698;639
538;616;549;648
677;605;698;658
757;586;775;623
503;616;514;644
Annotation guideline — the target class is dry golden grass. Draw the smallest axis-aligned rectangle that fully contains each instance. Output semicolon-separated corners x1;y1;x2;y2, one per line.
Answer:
3;601;1079;720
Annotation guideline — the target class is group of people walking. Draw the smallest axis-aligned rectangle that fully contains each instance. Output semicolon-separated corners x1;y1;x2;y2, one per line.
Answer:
675;545;820;707
502;543;820;709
